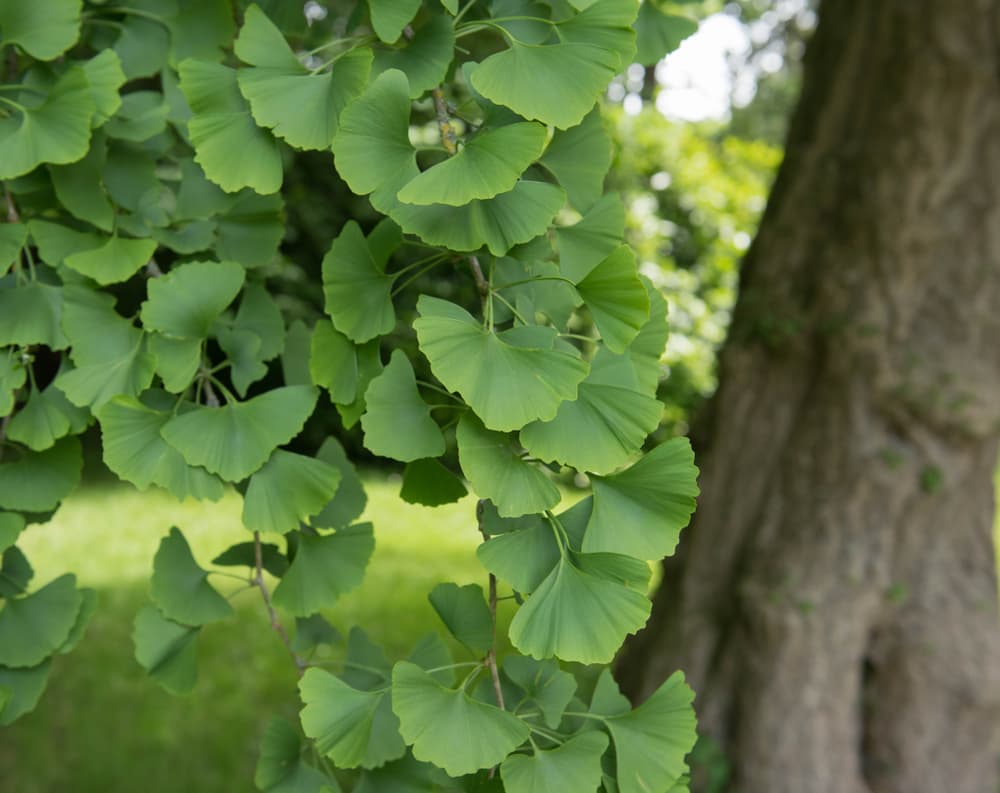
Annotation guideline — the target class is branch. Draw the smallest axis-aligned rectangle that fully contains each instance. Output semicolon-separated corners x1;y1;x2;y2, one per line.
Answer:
253;531;306;675
432;87;458;155
3;183;19;223
477;499;506;778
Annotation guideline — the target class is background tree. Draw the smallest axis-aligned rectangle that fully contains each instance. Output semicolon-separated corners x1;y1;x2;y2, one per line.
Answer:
618;2;1000;792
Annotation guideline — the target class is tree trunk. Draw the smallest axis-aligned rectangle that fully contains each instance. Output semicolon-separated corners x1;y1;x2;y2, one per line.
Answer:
617;2;1000;792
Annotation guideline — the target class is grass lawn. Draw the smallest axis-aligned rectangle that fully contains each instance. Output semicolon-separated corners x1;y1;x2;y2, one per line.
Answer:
0;473;519;793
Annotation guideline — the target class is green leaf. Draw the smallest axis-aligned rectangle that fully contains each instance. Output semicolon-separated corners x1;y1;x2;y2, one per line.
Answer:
322;221;397;343
476;516;558;593
243;451;342;535
398;123;547;206
81;49;127;126
104;90;168;142
6;382;89;451
170;0;236;64
520;346;662;474
282;319;313;387
151;527;234;626
457;413;559;518
427;582;492;654
557;0;639;68
574;247;649;352
0;223;25;275
337;341;383;429
390;181;565;257
132;604;200;695
470;42;619;129
256;717;331;793
508;555;650;664
370;0;422;42
415;296;588;432
160;385;318;482
0;512;24;554
63;234;158;285
556;192;625;282
0;351;25;415
0;545;31;598
49;142;114;231
0;574;82;667
598;672;697;793
626;279;669;394
299;667;406;770
0;437;81;512
309;320;358;403
233;282;285;360
112;8;170;79
362;351;444;462
0;67;94;180
371;15;456;98
272;524;375;616
27;218;101;264
331;69;418;214
148;334;201;393
178;59;283;194
236;5;372;150
501;655;577;729
141;259;245;338
391;661;530;776
399;458;468;507
216;327;267;397
312;437;368;530
0;0;81;59
539;108;612;213
98;395;226;501
0;280;67;349
0;659;50;726
635;5;697;65
57;586;97;654
290;614;341;655
501;731;608;793
584;437;698;559
212;541;288;578
215;191;285;267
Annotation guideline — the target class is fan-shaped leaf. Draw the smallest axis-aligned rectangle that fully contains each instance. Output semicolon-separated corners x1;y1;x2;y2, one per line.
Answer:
476;518;559;594
178;59;282;194
0;513;23;554
148;335;201;393
391;661;530;776
370;0;421;42
0;352;24;415
299;667;406;769
0;280;67;349
390;181;565;257
362;351;444;462
243;450;342;535
312;437;368;529
584;437;698;559
371;15;455;98
132;605;200;695
0;437;81;512
160;385;318;482
0;574;82;668
539;108;612;213
309;320;358;403
556;192;625;282
557;0;638;67
508;556;650;664
575;247;649;352
151;527;233;626
6;382;88;451
428;582;492;654
398;123;547;206
500;731;608;793
256;717;331;793
236;5;372;150
63;234;157;285
0;659;50;726
49;144;114;232
141;259;245;339
635;5;697;65
81;50;126;127
415;296;588;431
0;223;25;274
399;458;468;506
272;524;374;616
501;655;577;729
470;42;618;129
0;0;81;60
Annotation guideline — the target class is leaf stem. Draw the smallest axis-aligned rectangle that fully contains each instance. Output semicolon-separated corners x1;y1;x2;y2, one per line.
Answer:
391;256;450;296
3;182;19;223
495;275;577;290
489;290;529;326
477;499;508;778
253;530;306;676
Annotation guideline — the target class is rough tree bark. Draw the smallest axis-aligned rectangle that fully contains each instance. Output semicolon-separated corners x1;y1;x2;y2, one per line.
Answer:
617;2;1000;792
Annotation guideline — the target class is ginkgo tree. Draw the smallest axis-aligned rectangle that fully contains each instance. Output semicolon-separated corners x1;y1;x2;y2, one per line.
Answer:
0;0;703;790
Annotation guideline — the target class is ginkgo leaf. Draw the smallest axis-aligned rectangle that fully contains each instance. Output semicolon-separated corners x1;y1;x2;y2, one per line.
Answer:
0;659;51;727
369;0;422;42
0;280;67;349
476;517;559;594
556;192;625;282
132;605;200;695
235;5;372;150
49;143;114;231
362;351;444;462
635;5;697;65
98;395;226;501
255;717;331;793
81;49;126;126
0;67;94;180
0;545;32;599
309;320;358;403
415;296;588;431
371;15;455;98
6;382;88;451
398;123;548;206
501;655;577;729
332;69;417;214
470;42;619;129
151;527;233;626
428;582;492;654
232;283;285;360
104;90;168;141
500;731;608;793
141;259;245;339
178;59;282;194
57;586;97;655
626;280;669;395
391;661;530;776
574;246;649;352
557;0;638;68
242;450;342;534
212;541;288;578
0;0;81;59
596;671;698;793
457;413;559;518
508;556;651;664
322;221;398;343
0;223;25;274
390;181;565;257
272;524;374;616
63;234;157;285
299;667;405;769
0;437;81;512
312;437;368;530
160;385;318;482
336;341;383;429
0;513;24;554
520;347;662;474
584;437;699;559
0;574;82;668
148;334;202;393
399;458;468;507
539;108;612;213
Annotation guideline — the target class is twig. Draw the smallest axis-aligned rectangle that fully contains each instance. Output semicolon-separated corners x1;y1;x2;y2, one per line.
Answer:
477;499;507;778
3;183;19;223
468;255;489;299
200;372;220;407
253;530;306;675
432;87;458;155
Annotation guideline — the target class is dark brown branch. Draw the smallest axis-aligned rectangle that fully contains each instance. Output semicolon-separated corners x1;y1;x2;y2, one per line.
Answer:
253;530;305;675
